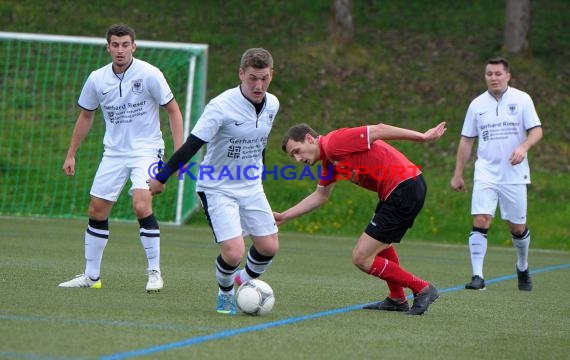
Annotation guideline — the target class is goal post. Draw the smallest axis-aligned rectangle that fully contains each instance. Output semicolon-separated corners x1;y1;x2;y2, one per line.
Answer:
0;31;208;224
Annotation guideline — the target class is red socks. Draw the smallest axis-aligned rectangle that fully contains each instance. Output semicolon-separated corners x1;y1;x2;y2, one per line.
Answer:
369;247;429;295
374;247;406;299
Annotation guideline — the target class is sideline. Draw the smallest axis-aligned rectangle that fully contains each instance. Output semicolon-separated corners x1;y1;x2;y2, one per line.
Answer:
99;263;570;360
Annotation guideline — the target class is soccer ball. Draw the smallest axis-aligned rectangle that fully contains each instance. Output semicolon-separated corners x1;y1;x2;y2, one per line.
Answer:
235;279;275;316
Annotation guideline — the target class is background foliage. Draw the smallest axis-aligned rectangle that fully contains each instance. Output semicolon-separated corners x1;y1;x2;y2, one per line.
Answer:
0;0;568;249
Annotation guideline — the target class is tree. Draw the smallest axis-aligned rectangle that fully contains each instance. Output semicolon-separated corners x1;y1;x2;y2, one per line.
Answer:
330;0;354;47
504;0;532;55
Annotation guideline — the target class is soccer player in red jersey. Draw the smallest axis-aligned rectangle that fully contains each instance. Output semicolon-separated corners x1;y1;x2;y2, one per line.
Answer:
275;121;446;315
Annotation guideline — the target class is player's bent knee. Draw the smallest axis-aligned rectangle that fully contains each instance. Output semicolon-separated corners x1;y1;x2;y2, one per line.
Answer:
221;250;245;266
351;253;369;272
220;238;246;265
252;235;279;256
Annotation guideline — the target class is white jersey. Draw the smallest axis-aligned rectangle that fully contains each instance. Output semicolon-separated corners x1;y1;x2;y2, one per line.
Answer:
461;86;541;184
78;58;174;156
191;86;279;195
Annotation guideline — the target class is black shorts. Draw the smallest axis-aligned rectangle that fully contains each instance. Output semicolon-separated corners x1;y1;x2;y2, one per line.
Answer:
364;174;426;244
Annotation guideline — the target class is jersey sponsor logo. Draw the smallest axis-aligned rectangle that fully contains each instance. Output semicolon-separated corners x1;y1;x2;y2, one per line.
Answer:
132;79;143;95
107;111;115;123
227;145;242;158
102;89;112;95
234;121;246;126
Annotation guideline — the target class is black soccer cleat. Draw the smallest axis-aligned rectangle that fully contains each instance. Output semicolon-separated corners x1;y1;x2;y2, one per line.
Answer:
516;266;533;291
465;275;486;290
363;297;410;312
406;284;439;316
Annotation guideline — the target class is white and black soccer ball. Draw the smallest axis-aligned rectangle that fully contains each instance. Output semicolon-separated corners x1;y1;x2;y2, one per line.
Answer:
235;279;275;316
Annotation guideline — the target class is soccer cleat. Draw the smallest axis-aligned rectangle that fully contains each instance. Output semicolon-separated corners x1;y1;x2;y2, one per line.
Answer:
516;266;532;291
216;293;237;315
146;270;164;292
234;272;244;287
363;297;410;312
58;274;102;289
465;275;486;290
406;284;439;315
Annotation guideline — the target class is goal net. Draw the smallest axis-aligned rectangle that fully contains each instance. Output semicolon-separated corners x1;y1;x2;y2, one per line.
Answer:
0;31;208;224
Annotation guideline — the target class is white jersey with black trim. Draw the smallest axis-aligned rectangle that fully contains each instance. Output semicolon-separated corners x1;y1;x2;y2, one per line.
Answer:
191;86;279;195
461;86;541;184
78;58;174;156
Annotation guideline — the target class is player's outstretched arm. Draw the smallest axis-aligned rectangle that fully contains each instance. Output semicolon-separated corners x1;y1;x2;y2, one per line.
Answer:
369;121;447;143
274;183;334;226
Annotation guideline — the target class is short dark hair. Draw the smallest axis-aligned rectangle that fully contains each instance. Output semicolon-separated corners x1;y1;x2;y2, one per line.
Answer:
106;24;135;44
487;57;510;73
281;123;319;152
240;48;273;70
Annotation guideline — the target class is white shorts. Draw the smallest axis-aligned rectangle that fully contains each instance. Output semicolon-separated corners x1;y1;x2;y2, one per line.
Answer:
471;181;527;224
90;151;163;202
197;189;278;243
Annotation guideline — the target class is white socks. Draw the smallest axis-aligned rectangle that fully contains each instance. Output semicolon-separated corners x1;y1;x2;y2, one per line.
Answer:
84;227;108;280
469;230;488;278
140;235;160;272
512;229;530;271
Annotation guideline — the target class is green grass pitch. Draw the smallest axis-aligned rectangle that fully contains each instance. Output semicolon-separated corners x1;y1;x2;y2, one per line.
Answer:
1;217;569;359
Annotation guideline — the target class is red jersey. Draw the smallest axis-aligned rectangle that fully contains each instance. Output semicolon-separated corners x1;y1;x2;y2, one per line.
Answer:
318;126;422;201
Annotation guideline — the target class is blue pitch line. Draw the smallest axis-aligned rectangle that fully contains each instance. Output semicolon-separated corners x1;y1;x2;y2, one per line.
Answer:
99;263;570;360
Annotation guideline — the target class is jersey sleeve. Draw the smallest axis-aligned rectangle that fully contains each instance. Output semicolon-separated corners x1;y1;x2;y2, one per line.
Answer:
77;73;99;111
190;101;224;142
522;94;541;130
461;102;478;137
148;69;175;106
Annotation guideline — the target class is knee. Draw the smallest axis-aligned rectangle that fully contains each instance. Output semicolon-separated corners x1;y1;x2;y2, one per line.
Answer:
510;225;528;238
252;235;279;257
351;249;369;272
222;251;244;267
132;199;152;218
221;243;246;266
131;190;152;218
473;214;492;229
88;199;111;219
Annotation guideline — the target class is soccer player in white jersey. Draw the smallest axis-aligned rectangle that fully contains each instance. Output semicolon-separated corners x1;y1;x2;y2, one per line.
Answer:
450;57;543;291
148;48;279;314
59;24;183;292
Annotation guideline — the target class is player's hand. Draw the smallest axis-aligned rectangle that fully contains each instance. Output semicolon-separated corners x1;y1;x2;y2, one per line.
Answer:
273;211;286;226
147;178;165;195
450;175;467;192
509;147;527;165
62;157;76;176
423;121;447;142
